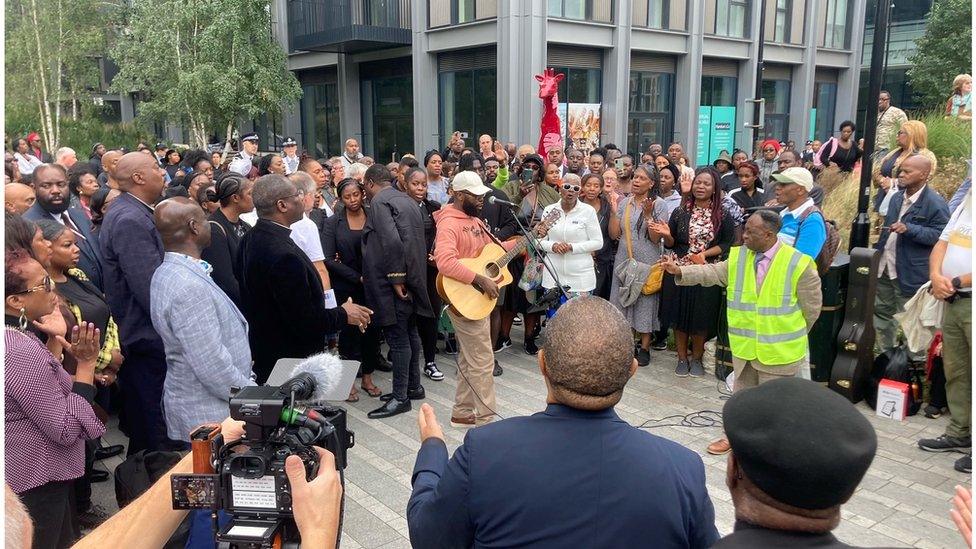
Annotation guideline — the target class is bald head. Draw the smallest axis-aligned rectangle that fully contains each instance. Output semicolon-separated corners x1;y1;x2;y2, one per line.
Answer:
116;152;166;203
898;154;934;190
101;150;122;173
540;297;637;410
154;197;210;252
4;183;36;214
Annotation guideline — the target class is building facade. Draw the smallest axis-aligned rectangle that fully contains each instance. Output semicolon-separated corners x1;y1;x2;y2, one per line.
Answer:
271;0;869;165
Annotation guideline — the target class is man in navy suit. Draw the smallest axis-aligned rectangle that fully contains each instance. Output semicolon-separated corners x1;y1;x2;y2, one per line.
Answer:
23;163;104;290
99;152;173;455
407;297;719;549
873;154;950;357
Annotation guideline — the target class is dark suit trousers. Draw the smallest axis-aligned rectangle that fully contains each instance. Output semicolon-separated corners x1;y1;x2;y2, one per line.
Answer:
20;480;78;549
385;299;422;401
119;344;177;455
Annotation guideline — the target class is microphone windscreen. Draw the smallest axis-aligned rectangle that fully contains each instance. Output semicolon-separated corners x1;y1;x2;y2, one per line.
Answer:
292;352;344;403
487;195;497;205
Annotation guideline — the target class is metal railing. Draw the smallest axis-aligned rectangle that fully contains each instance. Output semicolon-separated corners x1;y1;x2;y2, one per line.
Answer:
288;0;411;52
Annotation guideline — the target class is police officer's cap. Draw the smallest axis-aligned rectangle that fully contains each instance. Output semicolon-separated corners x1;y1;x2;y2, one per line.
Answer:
240;132;260;143
282;137;297;147
724;378;877;510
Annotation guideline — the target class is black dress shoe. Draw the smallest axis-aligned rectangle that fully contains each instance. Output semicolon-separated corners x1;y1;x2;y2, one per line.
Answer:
380;386;426;401
373;355;393;372
524;338;539;356
367;398;411;419
88;470;110;483
94;444;124;461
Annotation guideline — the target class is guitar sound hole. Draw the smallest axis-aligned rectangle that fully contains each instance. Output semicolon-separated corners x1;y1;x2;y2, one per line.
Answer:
484;263;500;279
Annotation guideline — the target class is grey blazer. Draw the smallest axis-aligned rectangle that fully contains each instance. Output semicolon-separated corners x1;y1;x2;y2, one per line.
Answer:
150;252;255;441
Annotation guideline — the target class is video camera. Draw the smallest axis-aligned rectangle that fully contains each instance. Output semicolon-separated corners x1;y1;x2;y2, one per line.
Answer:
171;372;354;548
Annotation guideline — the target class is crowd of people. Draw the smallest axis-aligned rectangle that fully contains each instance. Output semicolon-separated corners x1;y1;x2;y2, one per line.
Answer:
2;80;972;548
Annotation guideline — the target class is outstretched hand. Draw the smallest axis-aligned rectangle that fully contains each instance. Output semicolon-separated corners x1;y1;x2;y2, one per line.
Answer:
658;254;681;276
951;485;972;548
417;403;445;442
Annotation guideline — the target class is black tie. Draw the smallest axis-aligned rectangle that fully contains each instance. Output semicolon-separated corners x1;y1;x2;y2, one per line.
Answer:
61;213;86;241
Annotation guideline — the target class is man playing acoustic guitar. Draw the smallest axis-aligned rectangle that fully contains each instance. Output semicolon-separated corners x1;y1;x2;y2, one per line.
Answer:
433;171;519;428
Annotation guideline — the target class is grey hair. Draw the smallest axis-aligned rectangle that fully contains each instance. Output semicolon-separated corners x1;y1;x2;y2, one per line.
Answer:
347;162;368;179
287;171;316;195
562;173;582;187
54;147;75;162
252;174;296;217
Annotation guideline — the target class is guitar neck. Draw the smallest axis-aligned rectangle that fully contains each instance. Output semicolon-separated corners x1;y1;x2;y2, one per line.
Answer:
497;238;528;268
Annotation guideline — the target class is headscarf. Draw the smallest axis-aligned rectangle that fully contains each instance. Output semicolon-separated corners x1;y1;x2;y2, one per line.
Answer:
761;139;781;155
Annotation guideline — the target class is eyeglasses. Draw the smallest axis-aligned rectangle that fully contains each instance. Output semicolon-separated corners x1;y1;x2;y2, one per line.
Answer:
276;191;303;204
561;183;581;192
12;275;55;295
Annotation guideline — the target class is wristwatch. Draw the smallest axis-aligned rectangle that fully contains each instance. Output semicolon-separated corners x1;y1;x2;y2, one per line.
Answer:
952;276;962;290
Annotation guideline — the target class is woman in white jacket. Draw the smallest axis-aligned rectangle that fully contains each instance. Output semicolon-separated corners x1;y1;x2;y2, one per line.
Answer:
538;173;604;299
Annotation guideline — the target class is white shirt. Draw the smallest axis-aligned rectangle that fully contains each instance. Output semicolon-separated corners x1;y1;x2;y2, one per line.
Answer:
14;152;42;175
290;214;325;262
340;153;362;171
881;186;925;279
940;190;972;289
538;200;603;292
283;154;300;175
228;151;254;176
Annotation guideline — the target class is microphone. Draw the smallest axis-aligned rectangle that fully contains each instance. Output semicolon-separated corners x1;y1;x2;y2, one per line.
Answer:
276;352;344;403
487;195;518;209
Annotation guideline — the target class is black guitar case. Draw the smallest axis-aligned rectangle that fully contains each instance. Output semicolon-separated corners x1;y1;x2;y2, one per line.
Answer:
829;247;881;403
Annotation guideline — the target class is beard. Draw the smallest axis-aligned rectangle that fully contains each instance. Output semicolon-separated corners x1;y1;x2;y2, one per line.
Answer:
44;199;69;215
461;199;481;217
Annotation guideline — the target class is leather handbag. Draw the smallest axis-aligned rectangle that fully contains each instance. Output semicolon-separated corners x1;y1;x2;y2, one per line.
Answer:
623;202;663;295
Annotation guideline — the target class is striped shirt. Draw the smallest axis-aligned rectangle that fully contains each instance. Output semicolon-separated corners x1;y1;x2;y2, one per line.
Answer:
4;327;105;493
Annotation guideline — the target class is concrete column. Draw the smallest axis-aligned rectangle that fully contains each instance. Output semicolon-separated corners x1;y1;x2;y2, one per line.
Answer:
272;0;303;147
411;2;440;154
337;55;363;147
602;0;633;149
836;0;867;127
736;0;765;154
496;0;546;147
789;0;819;145
120;93;135;124
674;0;704;163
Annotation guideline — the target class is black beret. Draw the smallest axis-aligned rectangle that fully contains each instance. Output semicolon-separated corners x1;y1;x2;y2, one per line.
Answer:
522;153;545;168
724;378;877;510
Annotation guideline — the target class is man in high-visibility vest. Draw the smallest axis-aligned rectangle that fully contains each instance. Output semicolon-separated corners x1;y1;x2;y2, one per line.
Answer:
660;209;822;455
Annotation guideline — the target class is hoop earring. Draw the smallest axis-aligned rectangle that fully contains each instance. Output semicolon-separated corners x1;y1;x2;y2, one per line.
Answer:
18;308;28;331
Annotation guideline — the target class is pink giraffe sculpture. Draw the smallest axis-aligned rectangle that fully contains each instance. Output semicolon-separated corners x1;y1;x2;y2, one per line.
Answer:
535;68;565;159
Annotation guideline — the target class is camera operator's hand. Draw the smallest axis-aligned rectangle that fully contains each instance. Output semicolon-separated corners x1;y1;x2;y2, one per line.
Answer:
220;417;246;443
285;447;342;548
417;403;445;443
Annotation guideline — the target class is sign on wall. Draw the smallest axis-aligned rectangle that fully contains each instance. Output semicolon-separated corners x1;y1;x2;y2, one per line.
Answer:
567;103;601;155
697;106;736;166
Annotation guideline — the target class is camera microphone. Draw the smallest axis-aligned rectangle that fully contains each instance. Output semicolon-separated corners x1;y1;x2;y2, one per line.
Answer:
277;352;344;403
487;195;519;209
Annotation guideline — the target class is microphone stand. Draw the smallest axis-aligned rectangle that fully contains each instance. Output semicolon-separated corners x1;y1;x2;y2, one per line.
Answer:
509;202;571;305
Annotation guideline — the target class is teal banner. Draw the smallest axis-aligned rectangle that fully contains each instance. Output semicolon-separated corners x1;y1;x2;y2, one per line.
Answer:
809;108;817;142
708;106;736;164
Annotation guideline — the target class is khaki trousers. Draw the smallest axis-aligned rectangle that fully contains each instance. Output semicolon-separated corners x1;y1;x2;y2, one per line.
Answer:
942;297;972;438
732;356;806;393
447;309;497;426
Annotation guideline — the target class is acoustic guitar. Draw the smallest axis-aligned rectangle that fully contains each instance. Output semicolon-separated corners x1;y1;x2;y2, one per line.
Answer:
437;209;561;320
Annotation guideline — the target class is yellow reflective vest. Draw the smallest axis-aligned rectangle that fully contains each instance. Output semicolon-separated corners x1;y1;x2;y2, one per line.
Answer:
726;244;812;365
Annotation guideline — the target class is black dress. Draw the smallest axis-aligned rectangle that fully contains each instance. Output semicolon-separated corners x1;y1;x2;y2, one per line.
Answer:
818;139;862;173
660;207;735;339
591;198;616;300
417;199;442;364
321;210;379;373
201;209;251;308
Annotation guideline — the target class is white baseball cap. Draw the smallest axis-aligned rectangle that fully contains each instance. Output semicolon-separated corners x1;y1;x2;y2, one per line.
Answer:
451;171;491;196
771;167;815;192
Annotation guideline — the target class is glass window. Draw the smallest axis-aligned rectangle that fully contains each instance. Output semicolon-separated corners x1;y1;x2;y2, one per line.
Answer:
548;0;601;20
773;0;789;42
300;83;340;158
628;71;674;156
439;68;497;146
457;0;475;22
760;79;791;141
551;66;603;151
813;81;837;141
823;0;849;48
648;0;666;28
713;0;749;38
701;75;737;106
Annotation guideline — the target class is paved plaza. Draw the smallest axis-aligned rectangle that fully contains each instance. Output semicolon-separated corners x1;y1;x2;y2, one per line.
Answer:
93;333;969;548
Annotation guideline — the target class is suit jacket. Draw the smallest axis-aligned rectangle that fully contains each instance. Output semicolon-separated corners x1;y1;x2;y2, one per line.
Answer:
362;186;432;326
711;521;876;548
874;185;950;295
150;253;254;440
480;188;519;241
24;203;104;291
234;219;347;383
98;193;164;351
408;404;719;549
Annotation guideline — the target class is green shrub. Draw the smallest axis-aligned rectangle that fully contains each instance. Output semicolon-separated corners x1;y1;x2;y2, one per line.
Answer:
914;111;972;160
5;111;154;155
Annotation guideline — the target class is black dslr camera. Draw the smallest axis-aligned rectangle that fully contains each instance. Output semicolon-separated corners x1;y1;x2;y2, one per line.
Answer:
171;378;353;548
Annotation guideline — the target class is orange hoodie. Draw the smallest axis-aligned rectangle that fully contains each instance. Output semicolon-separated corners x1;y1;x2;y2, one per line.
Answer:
433;206;517;284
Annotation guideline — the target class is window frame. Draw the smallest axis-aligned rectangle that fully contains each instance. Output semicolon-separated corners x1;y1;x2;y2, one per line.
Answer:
437;67;498;146
547;0;613;22
712;0;750;38
773;0;790;43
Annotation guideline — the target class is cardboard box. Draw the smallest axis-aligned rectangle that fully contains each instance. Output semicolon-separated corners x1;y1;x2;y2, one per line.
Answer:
876;379;910;421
